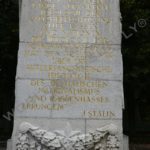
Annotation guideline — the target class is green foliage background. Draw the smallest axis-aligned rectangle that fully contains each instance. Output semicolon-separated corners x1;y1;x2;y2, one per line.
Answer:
0;0;19;139
0;0;149;139
121;0;150;135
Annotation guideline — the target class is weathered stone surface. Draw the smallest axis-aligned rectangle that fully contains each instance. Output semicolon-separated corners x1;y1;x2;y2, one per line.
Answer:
96;0;122;44
11;0;124;149
20;0;121;44
12;118;85;150
12;118;122;150
6;139;12;150
86;44;123;80
15;79;123;119
123;135;129;150
86;119;123;150
17;43;123;81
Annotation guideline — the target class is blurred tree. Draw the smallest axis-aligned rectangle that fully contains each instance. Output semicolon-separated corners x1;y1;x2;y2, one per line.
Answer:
0;0;19;140
121;0;150;135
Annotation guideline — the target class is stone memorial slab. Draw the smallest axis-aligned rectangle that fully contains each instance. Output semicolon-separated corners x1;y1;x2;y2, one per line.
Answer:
17;43;123;80
20;0;121;44
11;0;125;149
12;118;86;150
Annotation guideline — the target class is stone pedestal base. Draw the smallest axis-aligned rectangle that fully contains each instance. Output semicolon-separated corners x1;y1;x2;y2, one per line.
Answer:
123;135;129;150
6;139;12;150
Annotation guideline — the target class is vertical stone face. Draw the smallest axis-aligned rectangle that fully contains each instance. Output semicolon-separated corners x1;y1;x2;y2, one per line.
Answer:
20;0;121;44
12;0;124;149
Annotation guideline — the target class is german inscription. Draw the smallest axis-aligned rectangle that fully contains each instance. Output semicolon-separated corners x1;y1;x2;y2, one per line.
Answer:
20;0;121;44
15;79;123;119
17;43;122;80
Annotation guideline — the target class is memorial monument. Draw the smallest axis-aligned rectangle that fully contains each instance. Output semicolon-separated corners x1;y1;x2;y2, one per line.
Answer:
10;0;125;149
